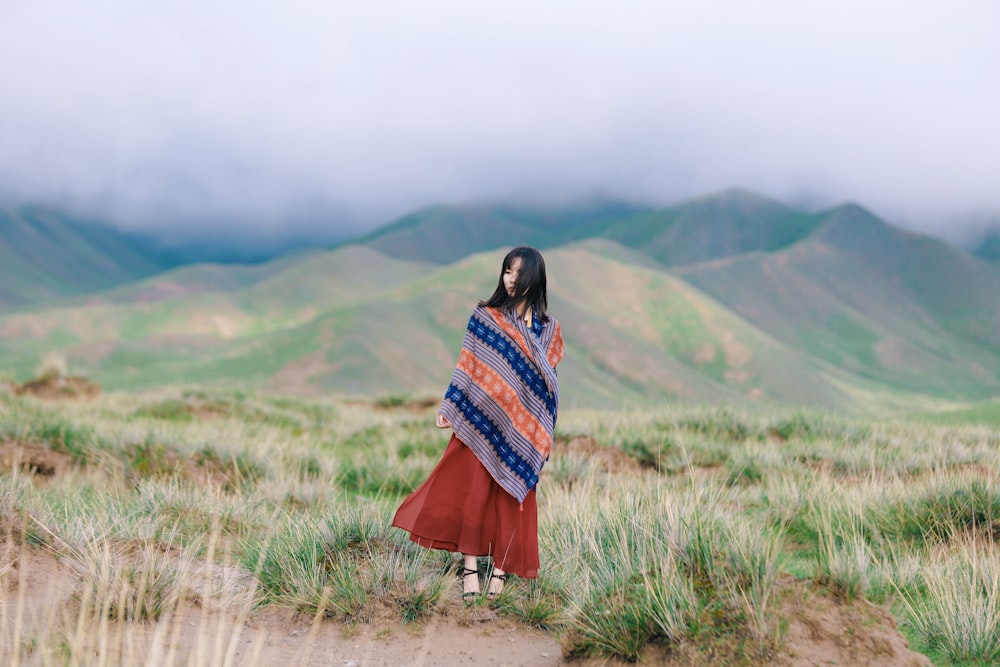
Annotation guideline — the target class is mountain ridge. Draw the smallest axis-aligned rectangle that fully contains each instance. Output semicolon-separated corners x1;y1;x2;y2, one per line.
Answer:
0;206;174;309
974;229;1000;265
2;189;997;411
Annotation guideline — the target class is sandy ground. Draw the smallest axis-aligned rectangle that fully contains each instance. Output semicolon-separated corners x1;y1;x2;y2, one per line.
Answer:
1;541;931;666
1;541;564;666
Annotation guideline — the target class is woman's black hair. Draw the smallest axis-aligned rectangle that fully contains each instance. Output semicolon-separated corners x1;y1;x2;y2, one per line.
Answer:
479;246;549;321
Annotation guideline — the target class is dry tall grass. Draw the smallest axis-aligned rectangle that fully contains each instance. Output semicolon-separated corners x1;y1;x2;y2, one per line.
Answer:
1;391;998;664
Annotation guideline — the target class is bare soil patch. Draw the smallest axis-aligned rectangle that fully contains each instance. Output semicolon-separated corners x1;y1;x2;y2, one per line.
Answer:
0;543;563;666
0;440;73;478
774;579;930;667
0;544;933;666
16;375;101;400
564;577;931;667
1;541;77;637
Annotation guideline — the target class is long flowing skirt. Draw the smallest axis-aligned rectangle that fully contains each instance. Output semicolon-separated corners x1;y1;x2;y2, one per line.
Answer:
391;433;539;578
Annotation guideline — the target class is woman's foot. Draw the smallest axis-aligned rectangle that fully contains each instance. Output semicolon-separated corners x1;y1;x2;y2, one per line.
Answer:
459;567;480;601
486;569;507;600
459;555;480;602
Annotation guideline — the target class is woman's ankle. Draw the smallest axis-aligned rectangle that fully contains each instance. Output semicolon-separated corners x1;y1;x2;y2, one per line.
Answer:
461;555;480;596
487;567;507;599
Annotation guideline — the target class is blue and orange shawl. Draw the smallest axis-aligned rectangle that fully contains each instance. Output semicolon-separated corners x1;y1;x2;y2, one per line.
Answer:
439;305;565;503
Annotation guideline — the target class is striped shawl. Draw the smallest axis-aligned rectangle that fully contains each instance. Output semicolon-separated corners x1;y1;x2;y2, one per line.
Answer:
439;305;564;503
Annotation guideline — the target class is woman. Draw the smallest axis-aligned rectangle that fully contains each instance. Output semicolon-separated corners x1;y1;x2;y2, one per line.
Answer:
392;246;564;601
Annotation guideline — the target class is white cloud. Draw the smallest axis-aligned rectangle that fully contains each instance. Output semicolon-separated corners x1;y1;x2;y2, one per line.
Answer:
0;0;998;239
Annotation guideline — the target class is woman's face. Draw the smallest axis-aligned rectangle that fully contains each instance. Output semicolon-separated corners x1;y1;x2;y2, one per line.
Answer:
503;257;522;298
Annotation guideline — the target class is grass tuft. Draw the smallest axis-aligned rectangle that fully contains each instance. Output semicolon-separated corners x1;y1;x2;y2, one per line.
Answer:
72;538;186;622
897;541;1000;664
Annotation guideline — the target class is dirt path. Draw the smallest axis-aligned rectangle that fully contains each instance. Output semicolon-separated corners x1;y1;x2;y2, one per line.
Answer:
2;542;931;666
227;608;563;667
1;542;563;666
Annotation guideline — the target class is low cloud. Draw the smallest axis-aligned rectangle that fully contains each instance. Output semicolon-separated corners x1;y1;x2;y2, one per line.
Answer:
1;0;998;242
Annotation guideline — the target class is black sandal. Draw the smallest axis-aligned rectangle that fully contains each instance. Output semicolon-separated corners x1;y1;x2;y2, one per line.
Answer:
458;566;480;601
486;571;507;600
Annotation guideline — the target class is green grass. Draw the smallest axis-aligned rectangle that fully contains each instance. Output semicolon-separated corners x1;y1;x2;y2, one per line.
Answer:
914;399;1000;427
896;543;1000;665
3;391;1000;665
4;239;999;411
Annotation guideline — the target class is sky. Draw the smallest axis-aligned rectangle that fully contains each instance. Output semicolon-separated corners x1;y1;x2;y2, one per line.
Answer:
1;0;998;244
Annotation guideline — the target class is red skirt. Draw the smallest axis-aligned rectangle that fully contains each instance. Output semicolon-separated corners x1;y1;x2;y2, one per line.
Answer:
392;433;539;578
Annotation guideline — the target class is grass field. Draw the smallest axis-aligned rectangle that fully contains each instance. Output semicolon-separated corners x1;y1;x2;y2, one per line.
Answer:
1;388;999;665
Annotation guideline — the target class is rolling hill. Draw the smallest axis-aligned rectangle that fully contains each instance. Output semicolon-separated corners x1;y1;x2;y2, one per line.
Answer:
1;190;998;412
0;206;173;309
354;190;1000;403
354;199;643;264
354;188;821;268
0;238;977;412
0;245;436;383
595;189;820;266
675;204;1000;399
975;229;1000;266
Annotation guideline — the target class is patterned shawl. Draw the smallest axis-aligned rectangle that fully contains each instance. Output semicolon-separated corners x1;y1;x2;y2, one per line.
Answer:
439;305;565;503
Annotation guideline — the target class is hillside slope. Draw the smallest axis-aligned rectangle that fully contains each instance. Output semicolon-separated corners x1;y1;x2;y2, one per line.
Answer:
676;205;1000;400
355;189;820;268
0;207;171;308
810;205;1000;349
0;240;936;411
974;229;1000;266
599;188;820;266
355;200;641;264
3;191;997;410
0;245;435;379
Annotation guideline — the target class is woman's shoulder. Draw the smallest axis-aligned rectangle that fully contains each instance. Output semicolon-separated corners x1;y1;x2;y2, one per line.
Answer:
467;305;501;329
542;314;562;345
473;304;505;321
548;317;562;341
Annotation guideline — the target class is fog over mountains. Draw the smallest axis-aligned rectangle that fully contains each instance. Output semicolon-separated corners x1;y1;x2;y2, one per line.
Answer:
2;2;1000;244
1;189;998;412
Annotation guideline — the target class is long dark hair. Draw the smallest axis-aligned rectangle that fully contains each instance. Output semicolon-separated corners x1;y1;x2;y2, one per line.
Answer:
479;246;549;321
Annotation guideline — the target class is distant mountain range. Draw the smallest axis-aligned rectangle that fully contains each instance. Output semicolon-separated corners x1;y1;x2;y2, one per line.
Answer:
358;189;820;268
975;229;1000;265
0;206;174;308
2;189;998;412
0;206;349;309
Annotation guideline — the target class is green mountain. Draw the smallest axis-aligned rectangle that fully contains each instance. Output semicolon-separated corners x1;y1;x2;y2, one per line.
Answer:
0;206;172;309
0;245;435;380
0;238;960;411
250;241;862;408
597;188;820;266
356;189;820;268
675;204;1000;399
355;200;643;264
974;229;1000;266
808;205;1000;348
2;190;998;412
